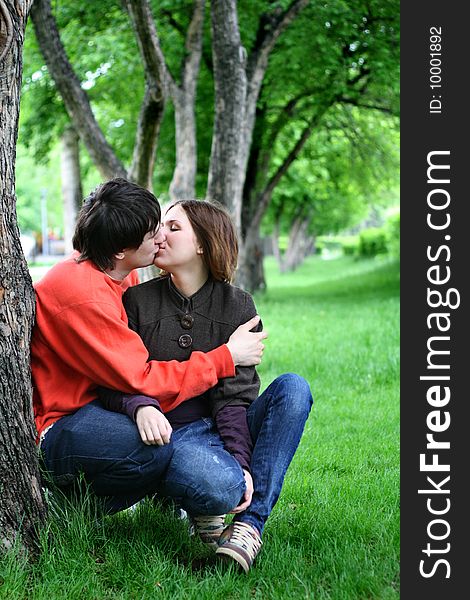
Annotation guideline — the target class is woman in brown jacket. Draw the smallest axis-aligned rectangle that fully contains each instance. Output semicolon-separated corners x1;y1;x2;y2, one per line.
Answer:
101;200;313;573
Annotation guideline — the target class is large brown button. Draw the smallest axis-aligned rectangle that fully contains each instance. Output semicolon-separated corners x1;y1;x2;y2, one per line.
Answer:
180;314;194;330
178;334;193;348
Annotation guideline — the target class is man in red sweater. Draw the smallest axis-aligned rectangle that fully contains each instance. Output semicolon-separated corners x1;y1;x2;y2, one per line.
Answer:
33;178;266;512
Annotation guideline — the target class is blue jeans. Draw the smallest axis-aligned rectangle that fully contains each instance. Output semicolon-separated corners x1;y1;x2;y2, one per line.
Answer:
41;373;313;533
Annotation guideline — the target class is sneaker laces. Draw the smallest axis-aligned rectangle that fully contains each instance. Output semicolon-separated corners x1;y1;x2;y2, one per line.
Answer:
228;522;262;556
193;514;226;532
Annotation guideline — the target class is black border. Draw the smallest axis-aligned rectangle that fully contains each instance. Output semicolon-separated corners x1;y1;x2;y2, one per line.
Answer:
401;2;467;597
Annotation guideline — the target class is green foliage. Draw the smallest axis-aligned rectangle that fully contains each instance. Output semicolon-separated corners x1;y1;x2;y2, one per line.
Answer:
19;0;399;234
2;256;399;599
339;235;360;256
358;226;388;257
316;235;359;257
15;143;64;235
385;212;400;258
262;104;399;241
355;211;400;259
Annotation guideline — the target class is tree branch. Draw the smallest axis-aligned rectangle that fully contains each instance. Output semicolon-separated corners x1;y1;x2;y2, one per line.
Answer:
262;91;315;165
123;0;176;98
30;0;126;180
339;97;394;114
181;0;205;97
240;0;310;189
251;115;317;229
246;0;310;85
160;8;213;75
159;9;186;37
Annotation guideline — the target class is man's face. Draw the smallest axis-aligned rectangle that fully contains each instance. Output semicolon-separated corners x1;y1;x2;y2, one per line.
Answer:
122;226;165;269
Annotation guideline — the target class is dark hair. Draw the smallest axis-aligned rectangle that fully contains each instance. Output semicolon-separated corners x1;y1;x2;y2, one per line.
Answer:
167;200;238;283
73;178;161;271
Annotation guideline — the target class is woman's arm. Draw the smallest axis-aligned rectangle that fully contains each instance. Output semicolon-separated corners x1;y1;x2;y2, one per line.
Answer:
98;387;161;420
210;291;262;472
98;387;172;446
215;404;252;472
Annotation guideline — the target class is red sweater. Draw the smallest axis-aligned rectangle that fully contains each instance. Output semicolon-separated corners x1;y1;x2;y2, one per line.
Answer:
31;255;234;438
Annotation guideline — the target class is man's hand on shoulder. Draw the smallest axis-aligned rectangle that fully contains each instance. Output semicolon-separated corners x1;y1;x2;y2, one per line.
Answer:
226;315;268;367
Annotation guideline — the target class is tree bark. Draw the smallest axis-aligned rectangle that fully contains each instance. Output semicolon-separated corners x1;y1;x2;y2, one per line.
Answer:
0;0;46;554
30;0;127;180
237;227;266;294
281;215;312;272
169;0;205;200
208;0;309;289
125;0;204;198
170;87;198;199
128;82;164;190
207;0;247;229
124;0;169;189
60;125;82;254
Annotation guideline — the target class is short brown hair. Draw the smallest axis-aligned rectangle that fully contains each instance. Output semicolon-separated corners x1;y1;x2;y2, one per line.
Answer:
73;178;161;271
167;200;238;282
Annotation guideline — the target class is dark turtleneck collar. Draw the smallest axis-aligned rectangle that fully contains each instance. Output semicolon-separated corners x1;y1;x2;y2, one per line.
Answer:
167;276;214;312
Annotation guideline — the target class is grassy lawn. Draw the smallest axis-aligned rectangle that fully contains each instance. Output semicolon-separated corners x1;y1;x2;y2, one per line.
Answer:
1;255;399;599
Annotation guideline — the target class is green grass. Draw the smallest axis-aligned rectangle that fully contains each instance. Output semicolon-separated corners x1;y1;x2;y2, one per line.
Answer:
1;255;399;599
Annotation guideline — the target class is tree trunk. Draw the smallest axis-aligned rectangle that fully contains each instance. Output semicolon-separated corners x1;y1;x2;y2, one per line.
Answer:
208;1;309;287
60;126;82;254
281;216;312;272
169;87;197;200
169;0;205;200
0;0;46;554
236;229;266;293
125;0;204;197
207;0;247;229
271;220;282;266
128;83;164;190
240;1;309;189
238;114;317;290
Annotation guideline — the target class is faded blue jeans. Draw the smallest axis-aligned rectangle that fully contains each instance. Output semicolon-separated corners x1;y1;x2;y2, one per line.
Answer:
41;373;313;534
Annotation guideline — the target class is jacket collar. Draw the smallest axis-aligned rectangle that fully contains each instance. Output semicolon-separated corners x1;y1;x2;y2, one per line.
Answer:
167;276;214;312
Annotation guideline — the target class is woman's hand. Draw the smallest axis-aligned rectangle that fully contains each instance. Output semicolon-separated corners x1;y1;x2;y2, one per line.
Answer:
135;406;172;446
230;469;254;513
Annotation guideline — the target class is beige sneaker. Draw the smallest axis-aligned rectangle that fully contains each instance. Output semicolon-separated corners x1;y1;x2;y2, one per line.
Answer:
193;514;226;549
216;521;262;573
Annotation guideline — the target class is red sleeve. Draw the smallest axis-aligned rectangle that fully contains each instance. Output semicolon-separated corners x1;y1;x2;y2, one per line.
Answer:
42;300;234;412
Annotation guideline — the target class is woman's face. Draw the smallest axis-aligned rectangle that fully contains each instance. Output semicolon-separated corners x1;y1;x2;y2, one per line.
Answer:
154;204;203;272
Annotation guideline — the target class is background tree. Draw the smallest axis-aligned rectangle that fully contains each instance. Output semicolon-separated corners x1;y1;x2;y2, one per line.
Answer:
21;0;399;291
60;125;82;254
266;105;399;272
0;0;46;553
238;0;399;289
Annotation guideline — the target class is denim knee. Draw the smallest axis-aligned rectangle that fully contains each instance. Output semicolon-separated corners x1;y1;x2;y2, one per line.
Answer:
163;458;245;516
196;473;245;515
272;372;313;416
